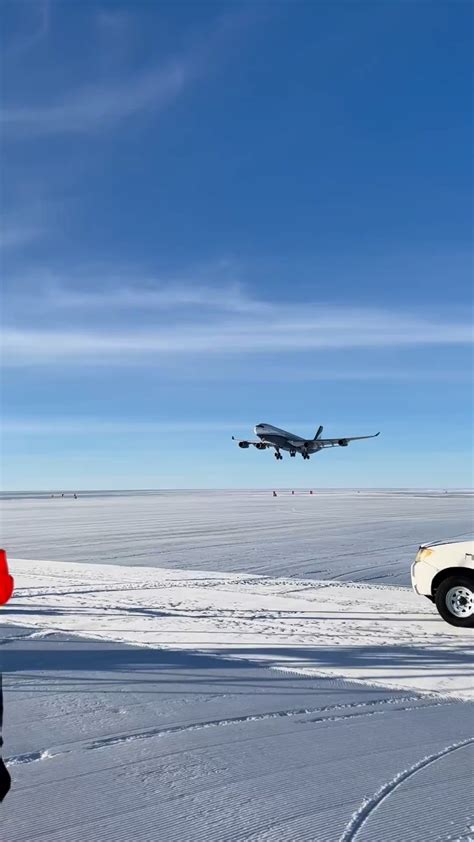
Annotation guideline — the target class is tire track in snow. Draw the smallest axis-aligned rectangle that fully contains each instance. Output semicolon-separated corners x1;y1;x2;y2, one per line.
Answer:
6;695;452;765
338;737;474;842
8;749;59;766
0;629;55;645
87;697;452;752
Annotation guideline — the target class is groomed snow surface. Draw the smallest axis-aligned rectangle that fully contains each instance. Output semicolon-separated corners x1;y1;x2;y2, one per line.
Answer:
1;490;473;841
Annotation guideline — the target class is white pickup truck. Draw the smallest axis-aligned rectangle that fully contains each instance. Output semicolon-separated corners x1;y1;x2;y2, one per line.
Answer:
411;539;474;627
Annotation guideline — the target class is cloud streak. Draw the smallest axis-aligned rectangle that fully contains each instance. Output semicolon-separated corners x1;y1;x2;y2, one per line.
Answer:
0;220;44;250
5;0;51;58
2;303;472;366
1;418;359;436
1;419;245;435
1;59;191;137
2;8;249;137
8;279;267;314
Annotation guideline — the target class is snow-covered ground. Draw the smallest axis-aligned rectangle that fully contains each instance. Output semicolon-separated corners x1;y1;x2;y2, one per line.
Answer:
3;558;473;700
2;623;473;842
1;491;473;841
1;489;473;584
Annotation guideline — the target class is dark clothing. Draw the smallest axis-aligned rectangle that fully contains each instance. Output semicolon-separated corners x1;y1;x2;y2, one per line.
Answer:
0;553;14;801
0;676;11;801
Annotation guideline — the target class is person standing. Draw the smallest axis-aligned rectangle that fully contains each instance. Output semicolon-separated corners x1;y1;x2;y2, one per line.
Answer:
0;675;10;802
0;550;14;802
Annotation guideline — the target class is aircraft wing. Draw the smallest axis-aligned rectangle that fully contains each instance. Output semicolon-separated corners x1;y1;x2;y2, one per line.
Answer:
318;432;380;447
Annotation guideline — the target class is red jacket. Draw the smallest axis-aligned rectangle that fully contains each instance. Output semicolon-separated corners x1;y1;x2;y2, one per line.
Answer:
0;550;13;605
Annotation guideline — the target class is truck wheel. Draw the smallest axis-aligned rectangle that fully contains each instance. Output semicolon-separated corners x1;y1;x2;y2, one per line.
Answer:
435;574;474;627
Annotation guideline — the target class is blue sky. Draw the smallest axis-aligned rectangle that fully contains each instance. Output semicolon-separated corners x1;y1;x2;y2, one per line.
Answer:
1;0;472;490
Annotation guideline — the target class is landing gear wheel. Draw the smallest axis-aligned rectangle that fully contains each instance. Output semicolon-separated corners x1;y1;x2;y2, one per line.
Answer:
435;574;474;627
290;451;296;457
274;451;283;460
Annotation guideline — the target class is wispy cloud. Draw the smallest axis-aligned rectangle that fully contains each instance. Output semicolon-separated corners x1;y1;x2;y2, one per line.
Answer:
1;419;244;435
0;200;56;251
1;59;192;137
2;301;472;366
0;220;44;250
1;8;249;138
5;0;51;58
9;278;267;314
96;8;133;37
1;418;351;436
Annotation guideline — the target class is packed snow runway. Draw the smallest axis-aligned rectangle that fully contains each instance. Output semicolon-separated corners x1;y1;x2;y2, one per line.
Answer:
1;625;473;842
1;489;473;585
1;491;473;840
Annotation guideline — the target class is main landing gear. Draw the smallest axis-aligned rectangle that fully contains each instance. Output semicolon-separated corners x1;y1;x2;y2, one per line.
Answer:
302;451;310;460
290;451;296;457
274;450;283;460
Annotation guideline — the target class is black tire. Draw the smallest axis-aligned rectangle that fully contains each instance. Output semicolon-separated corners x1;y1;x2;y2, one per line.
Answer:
434;574;474;628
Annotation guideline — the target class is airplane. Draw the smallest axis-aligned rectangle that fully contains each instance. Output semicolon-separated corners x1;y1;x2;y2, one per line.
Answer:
232;424;380;460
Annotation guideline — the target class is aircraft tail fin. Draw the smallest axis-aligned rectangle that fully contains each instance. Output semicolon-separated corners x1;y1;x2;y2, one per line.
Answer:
314;425;323;440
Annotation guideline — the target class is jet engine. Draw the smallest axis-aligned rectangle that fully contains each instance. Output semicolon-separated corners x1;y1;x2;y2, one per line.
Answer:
338;439;349;446
255;443;267;450
239;441;250;448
